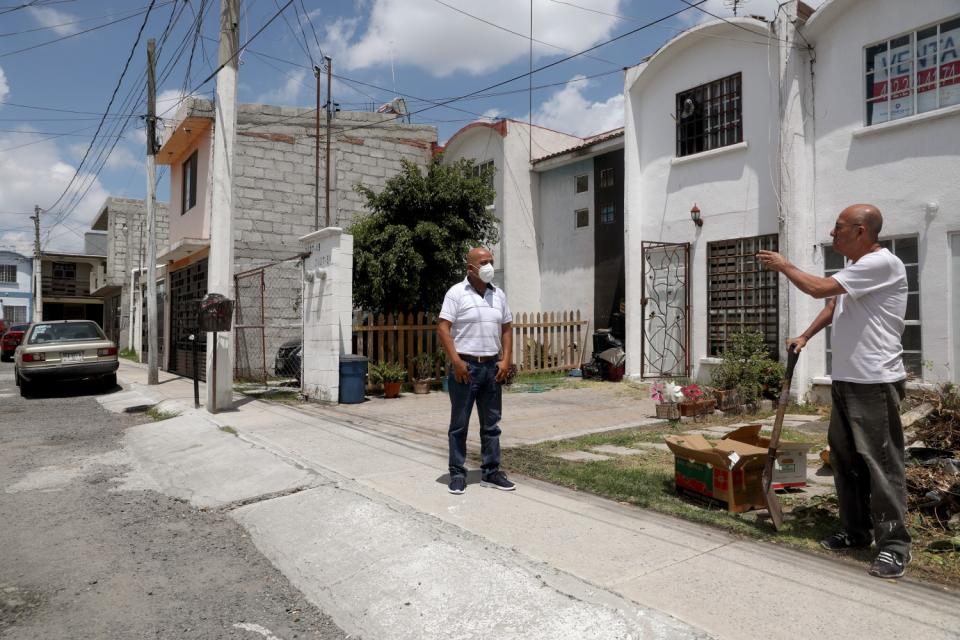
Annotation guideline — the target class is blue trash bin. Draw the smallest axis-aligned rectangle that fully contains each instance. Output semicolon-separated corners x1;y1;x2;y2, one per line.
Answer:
339;355;368;404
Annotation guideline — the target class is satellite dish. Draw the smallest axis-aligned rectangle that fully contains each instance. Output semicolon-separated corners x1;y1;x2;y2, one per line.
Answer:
680;97;697;119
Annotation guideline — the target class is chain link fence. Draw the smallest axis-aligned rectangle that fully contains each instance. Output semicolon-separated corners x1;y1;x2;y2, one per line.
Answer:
233;255;304;386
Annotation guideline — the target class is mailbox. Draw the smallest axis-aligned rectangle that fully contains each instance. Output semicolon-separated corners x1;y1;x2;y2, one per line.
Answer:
198;293;234;332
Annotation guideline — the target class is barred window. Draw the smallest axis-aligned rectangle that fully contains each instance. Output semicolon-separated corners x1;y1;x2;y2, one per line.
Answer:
676;72;743;157
865;16;960;126
707;234;779;356
0;264;15;283
824;237;921;377
600;204;615;225
4;305;27;323
599;168;614;188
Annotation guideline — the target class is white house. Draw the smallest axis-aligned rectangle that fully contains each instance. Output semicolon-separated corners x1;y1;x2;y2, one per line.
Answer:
440;119;583;315
0;250;33;325
623;0;960;399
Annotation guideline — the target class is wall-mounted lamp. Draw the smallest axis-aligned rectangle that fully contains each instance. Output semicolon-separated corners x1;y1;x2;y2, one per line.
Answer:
925;201;939;216
690;203;703;227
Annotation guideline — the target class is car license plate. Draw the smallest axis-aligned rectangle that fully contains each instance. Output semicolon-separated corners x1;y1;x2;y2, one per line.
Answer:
62;351;84;363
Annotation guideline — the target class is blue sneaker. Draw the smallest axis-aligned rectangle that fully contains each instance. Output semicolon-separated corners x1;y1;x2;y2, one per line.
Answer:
480;471;516;491
448;476;466;495
869;550;911;579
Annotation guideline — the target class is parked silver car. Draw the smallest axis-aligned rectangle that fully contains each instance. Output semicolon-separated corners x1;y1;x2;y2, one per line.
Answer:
14;320;119;397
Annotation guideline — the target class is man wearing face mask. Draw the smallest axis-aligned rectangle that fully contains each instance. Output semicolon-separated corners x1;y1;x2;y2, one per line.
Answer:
437;247;515;495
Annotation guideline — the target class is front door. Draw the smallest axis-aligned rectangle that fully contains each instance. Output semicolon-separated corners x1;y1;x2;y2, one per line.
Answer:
640;242;690;378
168;260;207;380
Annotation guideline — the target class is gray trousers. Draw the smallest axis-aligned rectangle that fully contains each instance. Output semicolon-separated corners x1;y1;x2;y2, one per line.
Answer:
829;380;911;555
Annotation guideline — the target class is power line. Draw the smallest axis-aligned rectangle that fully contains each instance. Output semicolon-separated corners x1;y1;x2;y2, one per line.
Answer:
297;0;324;61
0;2;160;37
0;1;174;58
42;0;158;220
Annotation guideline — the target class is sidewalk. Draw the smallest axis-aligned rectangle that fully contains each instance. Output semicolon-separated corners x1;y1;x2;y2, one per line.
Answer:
104;361;960;640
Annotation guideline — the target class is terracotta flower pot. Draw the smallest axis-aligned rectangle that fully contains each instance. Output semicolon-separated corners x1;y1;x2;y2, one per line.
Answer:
383;381;402;398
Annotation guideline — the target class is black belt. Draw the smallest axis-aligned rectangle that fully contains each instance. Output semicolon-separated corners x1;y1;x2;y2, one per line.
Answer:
458;353;498;363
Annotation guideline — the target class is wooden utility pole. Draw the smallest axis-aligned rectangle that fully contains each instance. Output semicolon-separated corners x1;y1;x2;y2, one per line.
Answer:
206;0;240;412
30;205;42;321
325;55;332;228
146;37;159;385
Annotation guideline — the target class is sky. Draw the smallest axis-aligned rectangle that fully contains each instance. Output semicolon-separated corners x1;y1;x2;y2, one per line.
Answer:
0;0;819;255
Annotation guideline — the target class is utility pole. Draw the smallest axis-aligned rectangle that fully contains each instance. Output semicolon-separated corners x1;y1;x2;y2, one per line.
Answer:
324;55;332;228
146;37;159;385
314;64;321;230
30;205;42;321
207;0;240;412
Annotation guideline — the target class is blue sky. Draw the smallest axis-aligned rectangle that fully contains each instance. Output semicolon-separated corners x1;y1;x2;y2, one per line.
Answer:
0;0;804;253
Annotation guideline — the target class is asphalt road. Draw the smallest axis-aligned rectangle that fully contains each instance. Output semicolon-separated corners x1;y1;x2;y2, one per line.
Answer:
0;360;349;640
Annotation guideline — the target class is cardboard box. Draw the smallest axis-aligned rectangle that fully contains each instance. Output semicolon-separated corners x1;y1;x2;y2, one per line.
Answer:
722;424;814;489
664;434;768;513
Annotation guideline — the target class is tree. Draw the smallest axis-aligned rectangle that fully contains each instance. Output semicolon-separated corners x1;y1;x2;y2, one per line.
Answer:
350;156;499;312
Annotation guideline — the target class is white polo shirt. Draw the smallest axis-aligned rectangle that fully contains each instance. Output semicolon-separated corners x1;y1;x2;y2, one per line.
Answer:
439;277;512;357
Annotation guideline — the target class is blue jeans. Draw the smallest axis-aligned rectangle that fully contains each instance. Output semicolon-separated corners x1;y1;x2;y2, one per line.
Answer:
447;360;502;479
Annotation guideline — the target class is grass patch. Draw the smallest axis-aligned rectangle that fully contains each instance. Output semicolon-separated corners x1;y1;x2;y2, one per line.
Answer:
145;406;180;421
219;425;238;436
502;424;960;587
119;348;139;362
236;385;303;405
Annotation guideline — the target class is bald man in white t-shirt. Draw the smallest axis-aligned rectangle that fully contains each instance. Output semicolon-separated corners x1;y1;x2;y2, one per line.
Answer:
757;204;910;580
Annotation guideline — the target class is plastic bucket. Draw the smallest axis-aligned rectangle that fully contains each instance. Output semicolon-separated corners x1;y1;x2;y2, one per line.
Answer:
339;355;368;404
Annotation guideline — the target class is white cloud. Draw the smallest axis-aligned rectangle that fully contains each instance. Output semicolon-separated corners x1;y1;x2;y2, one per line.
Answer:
0;130;109;253
0;66;8;103
255;69;309;105
329;0;624;77
156;89;189;119
105;145;142;171
0;230;33;256
532;75;623;137
26;6;81;36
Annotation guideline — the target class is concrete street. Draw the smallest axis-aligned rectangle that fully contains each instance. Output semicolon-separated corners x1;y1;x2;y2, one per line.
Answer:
4;358;960;639
107;361;960;639
0;360;347;639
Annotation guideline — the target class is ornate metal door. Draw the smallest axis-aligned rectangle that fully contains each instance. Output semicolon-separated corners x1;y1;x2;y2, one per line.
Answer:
640;242;690;378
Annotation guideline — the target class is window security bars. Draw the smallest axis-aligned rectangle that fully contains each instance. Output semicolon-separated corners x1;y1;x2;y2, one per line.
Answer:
676;72;743;157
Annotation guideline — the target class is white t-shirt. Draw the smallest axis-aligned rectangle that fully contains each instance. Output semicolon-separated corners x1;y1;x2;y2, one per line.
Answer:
439;278;512;357
830;248;907;383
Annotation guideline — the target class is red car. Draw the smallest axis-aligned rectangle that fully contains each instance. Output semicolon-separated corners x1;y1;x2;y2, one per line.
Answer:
1;323;30;361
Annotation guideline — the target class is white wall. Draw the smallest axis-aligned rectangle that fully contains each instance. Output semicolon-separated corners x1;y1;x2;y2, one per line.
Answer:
537;159;595;324
0;251;32;322
805;0;960;384
625;18;779;381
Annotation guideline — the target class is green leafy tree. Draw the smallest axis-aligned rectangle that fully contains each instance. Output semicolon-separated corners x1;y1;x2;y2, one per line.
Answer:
350;156;499;312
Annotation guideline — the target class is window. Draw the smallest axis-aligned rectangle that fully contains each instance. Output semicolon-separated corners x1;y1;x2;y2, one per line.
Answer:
575;174;589;193
575;208;589;228
0;264;15;284
823;237;921;377
599;168;614;189
52;262;76;280
3;305;26;323
181;149;198;214
600;204;615;225
470;160;495;190
707;234;779;356
865;16;960;125
676;72;743;157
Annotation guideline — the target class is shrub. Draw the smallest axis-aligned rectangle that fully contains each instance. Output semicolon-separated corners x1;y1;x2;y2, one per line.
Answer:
410;351;439;381
369;361;408;384
710;331;785;405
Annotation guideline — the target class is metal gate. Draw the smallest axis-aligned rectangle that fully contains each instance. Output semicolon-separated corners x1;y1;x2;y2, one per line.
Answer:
168;259;207;380
640;241;690;378
233;255;304;384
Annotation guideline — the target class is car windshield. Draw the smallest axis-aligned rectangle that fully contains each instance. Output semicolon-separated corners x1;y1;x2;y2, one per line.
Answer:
27;322;105;344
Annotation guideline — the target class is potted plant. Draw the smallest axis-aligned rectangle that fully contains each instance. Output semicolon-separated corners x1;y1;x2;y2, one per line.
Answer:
652;381;683;420
710;331;784;413
678;383;716;417
369;361;407;398
410;351;437;394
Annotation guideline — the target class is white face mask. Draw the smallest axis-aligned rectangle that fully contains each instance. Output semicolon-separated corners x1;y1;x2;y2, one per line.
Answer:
477;263;495;283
